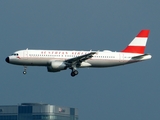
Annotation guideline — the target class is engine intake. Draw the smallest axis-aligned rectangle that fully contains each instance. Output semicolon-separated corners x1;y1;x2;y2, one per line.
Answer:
47;61;67;72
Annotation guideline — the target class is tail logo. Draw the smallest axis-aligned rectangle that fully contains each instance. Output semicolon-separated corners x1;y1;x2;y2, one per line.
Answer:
121;30;150;54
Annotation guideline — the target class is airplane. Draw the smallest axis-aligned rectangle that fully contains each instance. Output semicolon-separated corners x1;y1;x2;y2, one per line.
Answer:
5;29;152;77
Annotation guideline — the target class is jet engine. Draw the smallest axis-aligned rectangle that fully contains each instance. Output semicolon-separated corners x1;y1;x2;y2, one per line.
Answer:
47;61;67;72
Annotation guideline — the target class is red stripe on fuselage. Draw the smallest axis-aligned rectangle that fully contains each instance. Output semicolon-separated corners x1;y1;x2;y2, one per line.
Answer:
121;46;145;54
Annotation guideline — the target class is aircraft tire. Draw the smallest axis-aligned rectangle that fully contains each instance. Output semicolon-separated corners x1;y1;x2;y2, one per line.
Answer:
74;70;78;75
71;70;78;77
71;72;75;77
23;71;27;75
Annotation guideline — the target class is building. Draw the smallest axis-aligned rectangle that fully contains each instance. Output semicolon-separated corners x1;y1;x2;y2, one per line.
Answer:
0;103;78;120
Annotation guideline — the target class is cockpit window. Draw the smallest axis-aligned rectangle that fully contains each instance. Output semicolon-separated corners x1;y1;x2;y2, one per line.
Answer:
11;53;19;56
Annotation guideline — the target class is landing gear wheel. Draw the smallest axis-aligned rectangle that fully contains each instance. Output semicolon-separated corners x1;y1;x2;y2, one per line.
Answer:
71;72;75;77
23;71;27;75
74;70;78;75
71;70;78;77
23;66;27;75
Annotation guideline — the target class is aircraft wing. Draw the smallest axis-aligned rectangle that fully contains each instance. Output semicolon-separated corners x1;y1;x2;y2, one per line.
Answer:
64;52;96;65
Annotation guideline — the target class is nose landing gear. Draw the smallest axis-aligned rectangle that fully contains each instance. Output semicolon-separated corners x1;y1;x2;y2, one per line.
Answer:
23;71;27;74
23;66;27;75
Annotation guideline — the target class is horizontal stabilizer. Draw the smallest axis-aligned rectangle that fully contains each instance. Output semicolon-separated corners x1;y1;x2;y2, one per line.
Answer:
132;54;152;60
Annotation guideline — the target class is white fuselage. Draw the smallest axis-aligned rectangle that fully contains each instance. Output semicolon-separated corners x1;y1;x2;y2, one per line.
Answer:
8;49;151;68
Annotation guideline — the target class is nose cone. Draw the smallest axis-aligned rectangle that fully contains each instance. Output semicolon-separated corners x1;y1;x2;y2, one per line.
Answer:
5;57;10;63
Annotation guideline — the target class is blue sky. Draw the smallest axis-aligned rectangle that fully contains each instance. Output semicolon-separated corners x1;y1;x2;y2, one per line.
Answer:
1;1;160;120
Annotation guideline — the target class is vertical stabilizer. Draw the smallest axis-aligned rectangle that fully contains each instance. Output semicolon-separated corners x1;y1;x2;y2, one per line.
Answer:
121;30;150;54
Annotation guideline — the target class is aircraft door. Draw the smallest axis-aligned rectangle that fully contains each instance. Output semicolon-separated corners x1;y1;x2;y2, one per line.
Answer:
119;53;124;62
23;49;28;59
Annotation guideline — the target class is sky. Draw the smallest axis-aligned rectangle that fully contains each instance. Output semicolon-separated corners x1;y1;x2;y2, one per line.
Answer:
1;0;160;120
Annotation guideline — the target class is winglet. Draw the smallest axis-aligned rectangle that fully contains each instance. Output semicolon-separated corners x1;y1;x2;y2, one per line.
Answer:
121;30;150;54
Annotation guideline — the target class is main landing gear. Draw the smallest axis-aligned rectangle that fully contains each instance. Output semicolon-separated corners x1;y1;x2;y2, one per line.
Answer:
23;66;27;75
71;70;78;77
70;67;78;77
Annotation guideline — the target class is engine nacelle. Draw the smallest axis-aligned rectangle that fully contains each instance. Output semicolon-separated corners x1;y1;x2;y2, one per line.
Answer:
47;61;67;72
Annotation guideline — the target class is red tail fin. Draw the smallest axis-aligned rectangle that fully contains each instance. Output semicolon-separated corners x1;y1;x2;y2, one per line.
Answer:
121;30;150;54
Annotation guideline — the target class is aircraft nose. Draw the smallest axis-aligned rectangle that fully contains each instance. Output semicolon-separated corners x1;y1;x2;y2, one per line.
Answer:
5;57;10;63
